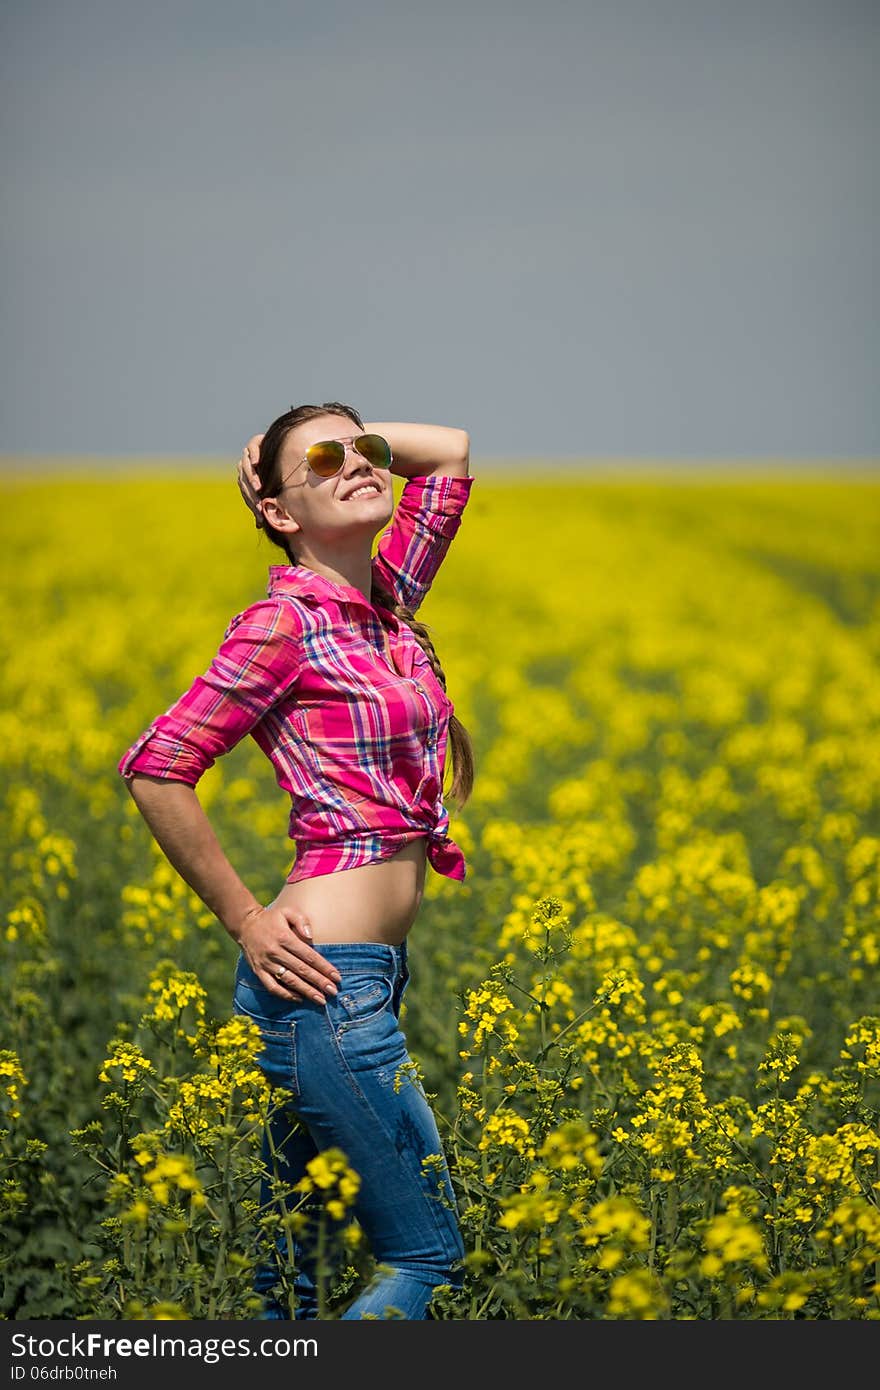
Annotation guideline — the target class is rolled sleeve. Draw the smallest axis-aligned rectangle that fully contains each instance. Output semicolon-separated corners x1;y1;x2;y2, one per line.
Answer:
371;473;474;612
118;598;302;787
117;723;206;786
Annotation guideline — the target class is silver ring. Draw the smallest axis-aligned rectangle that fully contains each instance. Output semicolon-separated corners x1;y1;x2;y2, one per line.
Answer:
276;965;288;981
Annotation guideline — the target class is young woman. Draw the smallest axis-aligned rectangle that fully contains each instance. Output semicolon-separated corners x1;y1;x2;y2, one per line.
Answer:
118;402;475;1320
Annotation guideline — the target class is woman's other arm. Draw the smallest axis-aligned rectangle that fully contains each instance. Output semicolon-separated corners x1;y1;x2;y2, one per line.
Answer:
367;424;474;612
363;422;470;480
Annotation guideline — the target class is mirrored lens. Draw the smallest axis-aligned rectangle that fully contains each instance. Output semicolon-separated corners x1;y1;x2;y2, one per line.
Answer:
354;434;392;469
306;440;346;477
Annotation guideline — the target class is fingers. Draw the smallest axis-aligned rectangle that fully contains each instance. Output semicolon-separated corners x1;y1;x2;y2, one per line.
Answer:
242;435;263;492
236;470;256;507
271;944;343;1008
241;447;261;494
274;908;343;987
252;952;336;1005
258;957;340;1003
264;961;336;1006
244;924;343;1007
238;453;260;498
289;915;314;945
279;938;343;990
237;448;265;529
256;964;331;1005
239;905;344;1005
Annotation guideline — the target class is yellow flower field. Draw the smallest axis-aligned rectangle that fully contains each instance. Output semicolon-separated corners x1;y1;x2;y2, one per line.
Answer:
1;466;879;1319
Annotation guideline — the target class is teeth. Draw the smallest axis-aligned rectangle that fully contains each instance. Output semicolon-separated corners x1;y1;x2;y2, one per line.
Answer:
347;485;379;500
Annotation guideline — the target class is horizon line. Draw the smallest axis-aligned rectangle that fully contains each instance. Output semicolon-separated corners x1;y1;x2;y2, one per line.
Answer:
0;451;878;467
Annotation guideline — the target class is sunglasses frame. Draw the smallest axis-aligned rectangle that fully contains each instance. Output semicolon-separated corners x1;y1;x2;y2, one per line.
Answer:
283;433;394;487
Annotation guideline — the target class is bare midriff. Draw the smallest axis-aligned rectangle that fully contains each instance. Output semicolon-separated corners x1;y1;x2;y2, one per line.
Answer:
269;837;429;946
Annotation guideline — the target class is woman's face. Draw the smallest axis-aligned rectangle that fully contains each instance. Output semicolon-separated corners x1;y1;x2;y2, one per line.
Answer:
263;414;394;555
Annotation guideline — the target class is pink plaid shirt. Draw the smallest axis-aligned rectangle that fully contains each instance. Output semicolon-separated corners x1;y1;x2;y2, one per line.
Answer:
118;473;475;884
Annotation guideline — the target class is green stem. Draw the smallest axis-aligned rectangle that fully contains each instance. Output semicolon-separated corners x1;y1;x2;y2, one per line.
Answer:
663;1182;679;1253
539;928;549;1057
534;999;605;1065
648;1191;658;1271
468;1048;491;1320
316;1217;327;1319
206;1099;234;1317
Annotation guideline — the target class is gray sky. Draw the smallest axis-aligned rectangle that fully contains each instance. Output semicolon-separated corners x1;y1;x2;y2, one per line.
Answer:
1;0;877;461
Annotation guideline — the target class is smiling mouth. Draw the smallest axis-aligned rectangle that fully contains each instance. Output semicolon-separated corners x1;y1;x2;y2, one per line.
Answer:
342;482;382;501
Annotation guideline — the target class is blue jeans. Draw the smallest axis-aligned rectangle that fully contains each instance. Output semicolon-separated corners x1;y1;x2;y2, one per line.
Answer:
232;940;465;1320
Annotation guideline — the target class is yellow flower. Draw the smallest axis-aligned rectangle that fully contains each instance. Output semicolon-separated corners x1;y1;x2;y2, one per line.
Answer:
136;1152;205;1209
98;1040;154;1086
577;1196;650;1252
700;1212;767;1275
295;1148;361;1215
498;1175;564;1232
478;1111;535;1158
142;963;207;1025
539;1120;603;1177
607;1269;668;1319
122;1200;150;1226
0;1050;28;1120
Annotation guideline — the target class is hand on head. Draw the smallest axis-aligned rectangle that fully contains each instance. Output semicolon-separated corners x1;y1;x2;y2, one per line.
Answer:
237;435;265;527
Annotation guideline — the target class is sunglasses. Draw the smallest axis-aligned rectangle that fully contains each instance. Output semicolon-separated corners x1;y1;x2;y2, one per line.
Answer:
289;433;394;483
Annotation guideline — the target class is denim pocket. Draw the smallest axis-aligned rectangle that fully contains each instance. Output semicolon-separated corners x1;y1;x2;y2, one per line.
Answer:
333;973;395;1029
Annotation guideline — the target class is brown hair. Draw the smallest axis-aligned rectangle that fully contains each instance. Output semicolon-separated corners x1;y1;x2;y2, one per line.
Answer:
255;402;474;810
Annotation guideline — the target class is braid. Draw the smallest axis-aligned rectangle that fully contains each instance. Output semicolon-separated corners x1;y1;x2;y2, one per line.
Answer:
371;571;474;811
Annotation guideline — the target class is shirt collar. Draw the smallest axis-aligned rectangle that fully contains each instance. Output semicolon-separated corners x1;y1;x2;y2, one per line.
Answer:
267;564;378;611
